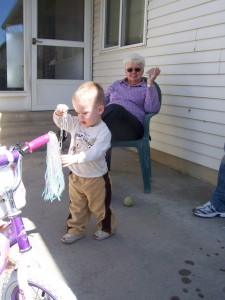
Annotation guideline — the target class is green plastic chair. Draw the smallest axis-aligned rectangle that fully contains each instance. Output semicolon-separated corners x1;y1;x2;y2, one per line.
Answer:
108;81;162;193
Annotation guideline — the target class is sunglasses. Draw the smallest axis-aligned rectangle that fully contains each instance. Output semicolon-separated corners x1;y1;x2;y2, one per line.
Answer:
126;68;142;73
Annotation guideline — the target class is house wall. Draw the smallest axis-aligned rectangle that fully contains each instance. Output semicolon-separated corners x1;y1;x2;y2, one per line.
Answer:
92;0;225;182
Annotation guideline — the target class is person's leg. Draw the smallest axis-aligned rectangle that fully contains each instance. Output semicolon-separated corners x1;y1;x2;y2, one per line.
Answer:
193;155;225;217
211;155;225;211
102;104;144;141
86;173;116;240
66;174;90;235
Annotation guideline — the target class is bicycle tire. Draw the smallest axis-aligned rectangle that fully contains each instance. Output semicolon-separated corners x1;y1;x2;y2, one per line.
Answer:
1;269;77;300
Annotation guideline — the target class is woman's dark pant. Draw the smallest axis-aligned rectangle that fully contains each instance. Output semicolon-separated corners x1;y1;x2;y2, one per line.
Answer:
102;104;144;167
102;104;144;141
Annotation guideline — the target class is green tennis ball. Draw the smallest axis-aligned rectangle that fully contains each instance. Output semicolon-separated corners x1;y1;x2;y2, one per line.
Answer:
123;196;133;207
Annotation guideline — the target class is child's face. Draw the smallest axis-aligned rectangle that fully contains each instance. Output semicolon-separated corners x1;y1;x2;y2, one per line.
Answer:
73;98;104;128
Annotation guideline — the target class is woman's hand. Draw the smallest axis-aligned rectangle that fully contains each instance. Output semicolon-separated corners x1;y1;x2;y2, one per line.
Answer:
55;104;69;116
61;154;78;167
147;67;161;87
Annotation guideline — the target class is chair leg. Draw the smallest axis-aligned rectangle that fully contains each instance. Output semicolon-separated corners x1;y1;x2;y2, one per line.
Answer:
137;142;151;193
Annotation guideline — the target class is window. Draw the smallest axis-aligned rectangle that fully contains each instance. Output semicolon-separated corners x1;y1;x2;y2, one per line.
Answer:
103;0;146;49
0;0;24;91
37;0;84;80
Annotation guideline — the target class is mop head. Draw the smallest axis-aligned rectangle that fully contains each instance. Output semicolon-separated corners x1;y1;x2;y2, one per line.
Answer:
42;131;65;201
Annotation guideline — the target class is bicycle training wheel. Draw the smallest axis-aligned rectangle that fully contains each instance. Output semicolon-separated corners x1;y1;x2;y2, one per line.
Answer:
1;269;77;300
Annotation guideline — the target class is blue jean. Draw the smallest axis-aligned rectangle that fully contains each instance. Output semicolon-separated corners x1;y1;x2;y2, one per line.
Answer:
211;154;225;211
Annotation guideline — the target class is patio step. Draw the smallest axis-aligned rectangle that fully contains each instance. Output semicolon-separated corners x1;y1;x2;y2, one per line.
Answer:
0;111;70;150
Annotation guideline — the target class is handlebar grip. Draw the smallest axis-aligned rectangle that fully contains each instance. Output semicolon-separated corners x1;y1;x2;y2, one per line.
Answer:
25;133;50;152
0;150;19;166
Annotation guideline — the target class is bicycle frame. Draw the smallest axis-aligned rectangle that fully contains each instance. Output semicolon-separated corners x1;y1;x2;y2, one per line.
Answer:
0;133;50;299
0;219;34;299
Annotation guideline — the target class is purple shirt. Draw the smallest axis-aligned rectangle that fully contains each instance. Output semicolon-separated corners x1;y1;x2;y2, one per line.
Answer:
104;78;160;125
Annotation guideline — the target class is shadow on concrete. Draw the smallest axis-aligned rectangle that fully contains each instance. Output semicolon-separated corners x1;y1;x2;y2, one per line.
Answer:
22;148;225;300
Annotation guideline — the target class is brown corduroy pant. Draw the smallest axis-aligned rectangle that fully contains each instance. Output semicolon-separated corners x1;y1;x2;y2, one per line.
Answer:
67;172;116;236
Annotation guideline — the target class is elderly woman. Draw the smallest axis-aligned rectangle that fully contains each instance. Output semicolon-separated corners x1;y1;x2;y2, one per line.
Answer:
102;53;161;141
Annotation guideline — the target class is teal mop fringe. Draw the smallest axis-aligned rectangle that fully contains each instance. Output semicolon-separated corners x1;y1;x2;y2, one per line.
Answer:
42;131;65;201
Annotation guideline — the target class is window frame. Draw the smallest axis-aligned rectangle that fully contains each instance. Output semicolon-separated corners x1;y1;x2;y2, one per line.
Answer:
101;0;147;51
0;0;25;93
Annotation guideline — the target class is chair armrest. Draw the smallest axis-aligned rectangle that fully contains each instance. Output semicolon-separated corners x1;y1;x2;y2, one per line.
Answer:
143;112;158;139
142;81;162;139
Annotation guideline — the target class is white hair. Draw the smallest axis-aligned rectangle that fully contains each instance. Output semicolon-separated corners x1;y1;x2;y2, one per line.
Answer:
123;53;145;69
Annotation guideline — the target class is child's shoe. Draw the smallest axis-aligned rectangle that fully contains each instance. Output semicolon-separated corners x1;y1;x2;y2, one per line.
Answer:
61;233;84;244
93;230;112;241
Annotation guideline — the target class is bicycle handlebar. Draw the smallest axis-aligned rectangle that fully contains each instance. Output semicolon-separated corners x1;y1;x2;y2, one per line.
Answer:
25;133;49;153
0;150;20;166
0;133;50;167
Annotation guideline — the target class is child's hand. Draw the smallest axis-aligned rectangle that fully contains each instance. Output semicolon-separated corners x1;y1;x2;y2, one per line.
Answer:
55;104;69;116
61;154;78;167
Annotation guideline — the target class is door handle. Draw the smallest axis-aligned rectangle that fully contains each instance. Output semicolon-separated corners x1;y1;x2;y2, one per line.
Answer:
32;38;43;45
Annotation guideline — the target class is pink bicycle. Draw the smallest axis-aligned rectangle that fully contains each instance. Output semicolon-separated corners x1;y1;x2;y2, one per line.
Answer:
0;133;76;300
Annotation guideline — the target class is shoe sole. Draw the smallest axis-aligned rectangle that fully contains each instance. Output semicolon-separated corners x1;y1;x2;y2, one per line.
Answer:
193;211;225;218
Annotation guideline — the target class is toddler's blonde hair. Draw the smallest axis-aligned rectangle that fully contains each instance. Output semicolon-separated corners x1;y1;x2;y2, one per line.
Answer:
72;81;105;106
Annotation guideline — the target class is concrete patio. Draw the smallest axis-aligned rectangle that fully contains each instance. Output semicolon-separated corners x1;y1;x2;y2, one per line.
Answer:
20;147;225;300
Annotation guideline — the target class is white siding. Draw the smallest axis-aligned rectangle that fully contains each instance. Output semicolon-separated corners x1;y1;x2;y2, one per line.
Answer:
93;0;225;171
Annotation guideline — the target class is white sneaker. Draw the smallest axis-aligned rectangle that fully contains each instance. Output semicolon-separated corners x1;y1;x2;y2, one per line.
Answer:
193;201;225;218
93;230;112;241
61;233;84;244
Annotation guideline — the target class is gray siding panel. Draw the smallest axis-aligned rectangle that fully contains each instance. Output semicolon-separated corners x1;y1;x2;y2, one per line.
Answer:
93;0;225;170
